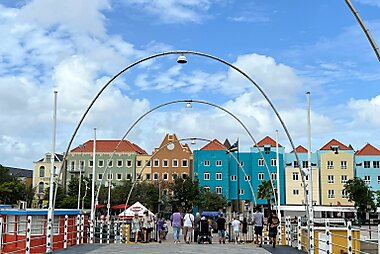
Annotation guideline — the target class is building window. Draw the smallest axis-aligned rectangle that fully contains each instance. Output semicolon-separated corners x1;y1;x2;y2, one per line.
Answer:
271;173;277;180
126;173;132;180
182;159;188;167
293;189;299;195
327;161;334;169
38;182;44;194
6;215;16;234
239;189;244;195
364;161;371;168
245;175;251;181
136;160;142;167
258;172;264;180
163;173;168;181
154;159;159;167
216;186;222;194
172;159;178;167
304;175;309;181
126;160;132;167
108;173;113;180
364;175;371;184
89;173;93;179
39;166;45;177
378;175;380;184
292;172;299;181
373;161;380;168
108;160;113;167
204;173;210;180
328;190;335;199
328;175;334;183
146;160;151;167
258;159;264;166
117;173;122;180
271;158;277;166
98;160;104;167
264;147;271;154
117;160;123;167
98;174;103;180
172;173;178;180
146;173;151;180
342;189;348;198
204;160;210;166
341;161;347;169
231;175;237;181
302;161;308;168
153;173;159;180
70;161;75;171
216;160;222;166
216;172;222;180
341;175;348;183
204;186;210;192
80;160;85;170
89;160;93;167
163;159;169;167
182;173;187;179
294;161;299;168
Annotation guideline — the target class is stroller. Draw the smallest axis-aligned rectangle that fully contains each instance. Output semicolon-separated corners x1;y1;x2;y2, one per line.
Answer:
197;218;212;244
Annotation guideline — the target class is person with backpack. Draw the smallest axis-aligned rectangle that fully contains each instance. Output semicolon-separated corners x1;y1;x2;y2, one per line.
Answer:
267;211;280;248
253;206;264;247
183;208;194;244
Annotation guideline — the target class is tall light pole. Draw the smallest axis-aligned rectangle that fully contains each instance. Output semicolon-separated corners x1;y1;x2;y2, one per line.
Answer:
46;91;57;253
90;128;96;243
275;130;282;244
106;179;111;222
77;144;85;210
306;92;314;254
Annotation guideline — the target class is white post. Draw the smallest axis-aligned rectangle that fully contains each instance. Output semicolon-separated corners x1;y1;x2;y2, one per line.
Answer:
46;91;57;253
298;216;302;250
100;219;104;244
107;179;111;222
80;215;84;244
64;215;68;249
107;221;110;244
26;216;32;254
347;220;352;254
76;215;80;245
0;217;3;251
377;224;380;254
306;91;314;254
113;221;117;243
119;222;123;243
325;220;332;254
90;128;96;243
276;130;282;245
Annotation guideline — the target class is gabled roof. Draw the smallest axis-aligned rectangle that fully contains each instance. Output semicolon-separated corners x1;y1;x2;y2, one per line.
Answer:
37;153;64;162
223;139;231;149
71;140;147;154
320;139;352;150
256;136;282;147
200;139;226;151
5;167;33;178
291;145;308;153
355;143;380;156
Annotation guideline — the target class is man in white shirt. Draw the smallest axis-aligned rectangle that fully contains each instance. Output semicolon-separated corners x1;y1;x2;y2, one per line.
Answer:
231;217;241;244
183;209;194;244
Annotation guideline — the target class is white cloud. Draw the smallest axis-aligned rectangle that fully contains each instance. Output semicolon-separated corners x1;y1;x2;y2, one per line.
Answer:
348;95;380;126
355;0;380;7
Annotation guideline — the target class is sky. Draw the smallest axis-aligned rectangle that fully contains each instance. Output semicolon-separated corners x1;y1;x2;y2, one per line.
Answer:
0;0;380;170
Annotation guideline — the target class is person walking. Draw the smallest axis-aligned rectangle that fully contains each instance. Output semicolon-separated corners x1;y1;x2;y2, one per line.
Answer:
157;213;165;243
253;206;264;247
267;211;280;248
131;213;141;243
216;213;226;244
241;217;248;243
183;209;194;244
170;208;182;244
231;217;241;244
142;210;153;243
193;212;201;242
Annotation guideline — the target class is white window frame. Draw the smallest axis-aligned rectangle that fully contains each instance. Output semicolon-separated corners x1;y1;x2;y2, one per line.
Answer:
70;161;75;171
378;175;380;184
239;189;244;195
293;189;299;195
364;161;371;168
98;173;103;180
204;186;210;192
292;172;299;181
341;175;347;183
373;161;380;168
136;160;142;167
182;173;187;179
245;175;251;181
172;159;178;167
302;161;308;168
107;160;113;167
163;173;168;181
328;190;335;199
216;186;222;194
117;173;122;180
258;172;264;180
89;160;93;167
146;173;151;181
153;159;159;167
342;189;348;198
39;166;45;177
126;160;132;167
216;160;222;166
216;172;222;180
340;161;347;169
204;160;210;166
172;173;178;180
153;173;159;180
327;160;334;169
204;172;210;180
328;175;334;184
271;158;277;166
231;175;237;181
80;160;85;170
117;159;123;167
258;158;264;166
98;160;104;167
163;159;169;167
182;159;188;167
271;173;277;180
107;173;113;180
364;175;371;184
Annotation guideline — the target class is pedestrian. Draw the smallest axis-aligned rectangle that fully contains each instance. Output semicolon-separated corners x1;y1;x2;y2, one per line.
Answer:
170;208;182;244
163;220;168;240
194;212;201;242
267;211;280;248
215;213;226;244
253;206;264;247
231;217;241;244
241;217;248;243
157;213;165;243
183;208;194;244
142;210;153;243
131;213;141;243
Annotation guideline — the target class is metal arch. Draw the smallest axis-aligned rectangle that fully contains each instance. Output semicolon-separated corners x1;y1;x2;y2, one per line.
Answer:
55;50;306;221
94;99;276;207
121;137;258;210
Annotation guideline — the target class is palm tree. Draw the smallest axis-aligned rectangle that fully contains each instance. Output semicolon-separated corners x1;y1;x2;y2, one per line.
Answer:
257;180;275;216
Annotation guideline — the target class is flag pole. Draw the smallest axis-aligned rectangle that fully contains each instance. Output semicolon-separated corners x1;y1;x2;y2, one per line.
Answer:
237;138;240;215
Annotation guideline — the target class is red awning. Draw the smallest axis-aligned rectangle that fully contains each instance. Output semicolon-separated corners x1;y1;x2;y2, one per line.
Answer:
96;204;106;209
111;204;130;210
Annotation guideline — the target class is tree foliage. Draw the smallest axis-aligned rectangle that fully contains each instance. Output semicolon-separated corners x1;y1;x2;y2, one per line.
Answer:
199;191;227;211
257;180;274;215
169;176;201;210
344;177;375;213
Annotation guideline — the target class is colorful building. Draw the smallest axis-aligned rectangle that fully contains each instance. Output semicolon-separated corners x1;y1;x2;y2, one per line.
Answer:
285;145;320;205
135;154;152;181
355;143;380;196
318;139;354;206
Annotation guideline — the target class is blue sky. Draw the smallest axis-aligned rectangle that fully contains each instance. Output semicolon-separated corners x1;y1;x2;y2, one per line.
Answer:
0;0;379;169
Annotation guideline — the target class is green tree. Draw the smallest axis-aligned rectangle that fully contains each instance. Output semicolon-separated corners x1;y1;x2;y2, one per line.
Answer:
344;177;375;222
376;190;380;207
257;180;274;216
170;176;201;211
0;165;29;205
200;191;227;211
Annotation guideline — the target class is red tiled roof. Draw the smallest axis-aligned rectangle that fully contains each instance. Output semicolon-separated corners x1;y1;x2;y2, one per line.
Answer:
200;139;226;151
70;140;147;154
256;136;282;147
291;145;308;153
355;143;380;156
320;139;351;150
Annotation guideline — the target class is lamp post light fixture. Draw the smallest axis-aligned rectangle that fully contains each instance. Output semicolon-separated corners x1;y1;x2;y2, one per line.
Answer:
177;54;187;64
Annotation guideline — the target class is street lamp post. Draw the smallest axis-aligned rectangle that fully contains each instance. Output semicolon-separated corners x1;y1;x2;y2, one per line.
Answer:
77;144;85;210
306;92;314;254
90;128;96;243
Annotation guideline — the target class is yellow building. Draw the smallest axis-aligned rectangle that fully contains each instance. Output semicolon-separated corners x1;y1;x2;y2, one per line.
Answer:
135;154;152;181
318;139;354;206
32;153;63;207
285;145;320;205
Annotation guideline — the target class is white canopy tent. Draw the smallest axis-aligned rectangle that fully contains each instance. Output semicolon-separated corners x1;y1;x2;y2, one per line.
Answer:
118;201;155;220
